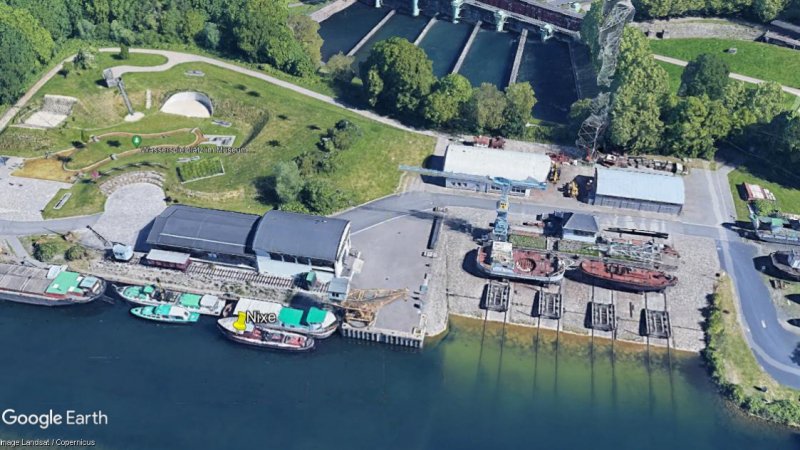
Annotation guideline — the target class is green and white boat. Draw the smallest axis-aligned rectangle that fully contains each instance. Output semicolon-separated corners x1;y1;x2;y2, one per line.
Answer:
130;305;200;324
116;284;225;316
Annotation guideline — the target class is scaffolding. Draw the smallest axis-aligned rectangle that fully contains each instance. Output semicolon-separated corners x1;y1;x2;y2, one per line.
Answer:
576;0;635;160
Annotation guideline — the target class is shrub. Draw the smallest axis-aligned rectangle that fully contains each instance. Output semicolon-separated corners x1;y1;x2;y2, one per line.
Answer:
33;241;59;261
65;245;88;261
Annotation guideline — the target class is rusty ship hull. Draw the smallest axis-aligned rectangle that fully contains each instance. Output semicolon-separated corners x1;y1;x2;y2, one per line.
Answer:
770;251;800;281
476;244;565;284
578;260;676;292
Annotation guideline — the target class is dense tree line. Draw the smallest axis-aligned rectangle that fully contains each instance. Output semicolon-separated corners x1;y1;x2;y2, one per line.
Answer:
633;0;800;22
575;23;787;159
357;37;538;137
0;0;323;103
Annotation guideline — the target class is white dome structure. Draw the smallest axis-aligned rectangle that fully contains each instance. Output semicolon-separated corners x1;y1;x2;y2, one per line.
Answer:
160;91;213;118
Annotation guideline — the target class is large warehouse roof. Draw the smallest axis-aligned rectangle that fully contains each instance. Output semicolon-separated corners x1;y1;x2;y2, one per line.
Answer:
595;166;685;205
146;205;260;256
443;144;551;184
252;211;349;262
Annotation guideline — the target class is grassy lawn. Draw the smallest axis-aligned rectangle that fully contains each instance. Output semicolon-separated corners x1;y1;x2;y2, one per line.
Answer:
509;234;547;250
728;165;800;220
177;157;225;182
42;181;107;219
706;277;800;427
66;129;199;170
4;54;434;218
650;38;800;89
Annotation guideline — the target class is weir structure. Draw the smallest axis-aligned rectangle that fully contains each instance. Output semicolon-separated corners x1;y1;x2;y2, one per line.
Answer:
576;0;635;160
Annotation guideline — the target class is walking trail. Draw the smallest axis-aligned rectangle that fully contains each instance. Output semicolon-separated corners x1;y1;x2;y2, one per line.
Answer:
653;54;800;97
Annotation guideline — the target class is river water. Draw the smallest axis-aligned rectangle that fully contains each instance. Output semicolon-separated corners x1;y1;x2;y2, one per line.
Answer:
0;299;796;449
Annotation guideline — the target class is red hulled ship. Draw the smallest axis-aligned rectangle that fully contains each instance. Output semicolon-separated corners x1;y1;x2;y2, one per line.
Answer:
578;260;676;292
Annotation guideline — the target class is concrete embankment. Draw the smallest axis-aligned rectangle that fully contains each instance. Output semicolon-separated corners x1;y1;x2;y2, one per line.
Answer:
311;0;357;22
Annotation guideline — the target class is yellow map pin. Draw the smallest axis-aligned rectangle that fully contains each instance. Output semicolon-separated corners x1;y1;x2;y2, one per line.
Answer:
233;311;247;331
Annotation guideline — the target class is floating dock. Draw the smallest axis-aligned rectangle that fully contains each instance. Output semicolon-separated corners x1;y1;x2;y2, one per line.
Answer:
483;280;510;312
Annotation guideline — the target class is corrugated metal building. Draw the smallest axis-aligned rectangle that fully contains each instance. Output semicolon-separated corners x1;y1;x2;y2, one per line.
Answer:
442;144;551;196
591;166;685;214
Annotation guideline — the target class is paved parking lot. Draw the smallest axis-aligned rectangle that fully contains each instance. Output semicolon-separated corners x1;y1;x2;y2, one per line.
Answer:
0;157;71;221
79;183;166;249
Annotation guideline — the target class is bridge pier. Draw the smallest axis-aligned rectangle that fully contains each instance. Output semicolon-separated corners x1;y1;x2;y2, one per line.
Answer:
411;0;419;16
451;0;463;23
494;10;507;32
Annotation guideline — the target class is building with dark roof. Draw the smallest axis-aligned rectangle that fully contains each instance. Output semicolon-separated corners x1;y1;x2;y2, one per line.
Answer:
146;206;351;281
561;212;599;243
252;211;351;280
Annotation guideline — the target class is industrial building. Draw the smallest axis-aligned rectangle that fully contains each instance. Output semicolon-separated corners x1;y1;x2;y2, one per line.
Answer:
560;212;600;243
146;205;351;282
590;166;685;214
442;144;551;196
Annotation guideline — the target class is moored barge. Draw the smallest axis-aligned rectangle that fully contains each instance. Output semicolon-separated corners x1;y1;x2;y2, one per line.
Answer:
578;260;677;292
476;241;565;284
232;298;338;338
0;263;105;306
116;284;225;316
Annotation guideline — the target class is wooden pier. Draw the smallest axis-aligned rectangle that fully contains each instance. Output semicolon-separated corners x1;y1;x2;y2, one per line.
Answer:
452;21;482;74
508;28;527;86
347;10;396;56
483;279;510;312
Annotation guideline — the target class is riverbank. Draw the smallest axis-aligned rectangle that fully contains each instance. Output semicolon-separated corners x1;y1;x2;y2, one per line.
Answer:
705;275;800;428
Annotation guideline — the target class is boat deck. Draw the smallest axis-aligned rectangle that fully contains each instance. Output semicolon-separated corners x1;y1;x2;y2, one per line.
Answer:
0;264;54;295
477;245;559;277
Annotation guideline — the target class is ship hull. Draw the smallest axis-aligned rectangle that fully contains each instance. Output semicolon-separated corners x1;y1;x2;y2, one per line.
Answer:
217;322;315;352
476;262;565;284
770;252;800;281
0;282;105;306
577;273;668;293
259;322;338;339
115;285;223;316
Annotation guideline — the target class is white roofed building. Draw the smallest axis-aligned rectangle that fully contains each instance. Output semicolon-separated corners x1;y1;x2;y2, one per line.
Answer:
590;166;685;214
442;144;551;197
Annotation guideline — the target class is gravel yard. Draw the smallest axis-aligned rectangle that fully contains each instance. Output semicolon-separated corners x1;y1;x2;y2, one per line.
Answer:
429;207;720;352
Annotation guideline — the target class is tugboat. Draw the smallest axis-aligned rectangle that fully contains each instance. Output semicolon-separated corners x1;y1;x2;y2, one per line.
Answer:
232;298;338;338
476;241;566;284
770;250;800;281
578;260;677;292
0;263;105;306
116;284;225;316
217;316;315;352
130;305;200;324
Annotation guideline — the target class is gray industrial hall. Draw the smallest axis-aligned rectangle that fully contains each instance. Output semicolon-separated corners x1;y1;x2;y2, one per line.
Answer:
590;166;685;214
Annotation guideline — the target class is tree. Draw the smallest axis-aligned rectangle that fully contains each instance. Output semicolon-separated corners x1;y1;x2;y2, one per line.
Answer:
33;241;59;262
118;44;130;60
200;22;221;50
5;0;71;43
65;245;88;261
680;53;730;100
0;22;37;104
663;95;731;159
269;161;304;204
325;53;355;83
421;73;473;128
361;37;435;118
73;48;96;70
724;80;784;133
752;0;790;21
182;9;208;43
287;15;323;68
300;179;348;215
0;3;55;63
567;98;594;137
503;82;537;136
464;83;507;134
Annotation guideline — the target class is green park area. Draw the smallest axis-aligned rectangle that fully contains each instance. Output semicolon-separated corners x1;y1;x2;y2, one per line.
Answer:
0;51;434;218
650;38;800;89
705;277;800;427
728;164;800;220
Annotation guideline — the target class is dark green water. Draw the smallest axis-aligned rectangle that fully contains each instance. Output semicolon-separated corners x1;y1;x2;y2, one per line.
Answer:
319;2;387;61
458;29;518;89
352;14;429;65
0;299;796;449
413;20;473;78
515;37;578;123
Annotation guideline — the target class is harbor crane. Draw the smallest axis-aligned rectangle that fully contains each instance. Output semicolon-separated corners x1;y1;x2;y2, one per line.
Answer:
398;165;547;242
86;225;134;262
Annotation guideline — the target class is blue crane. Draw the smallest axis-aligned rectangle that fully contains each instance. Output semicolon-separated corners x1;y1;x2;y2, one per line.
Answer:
398;165;547;242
